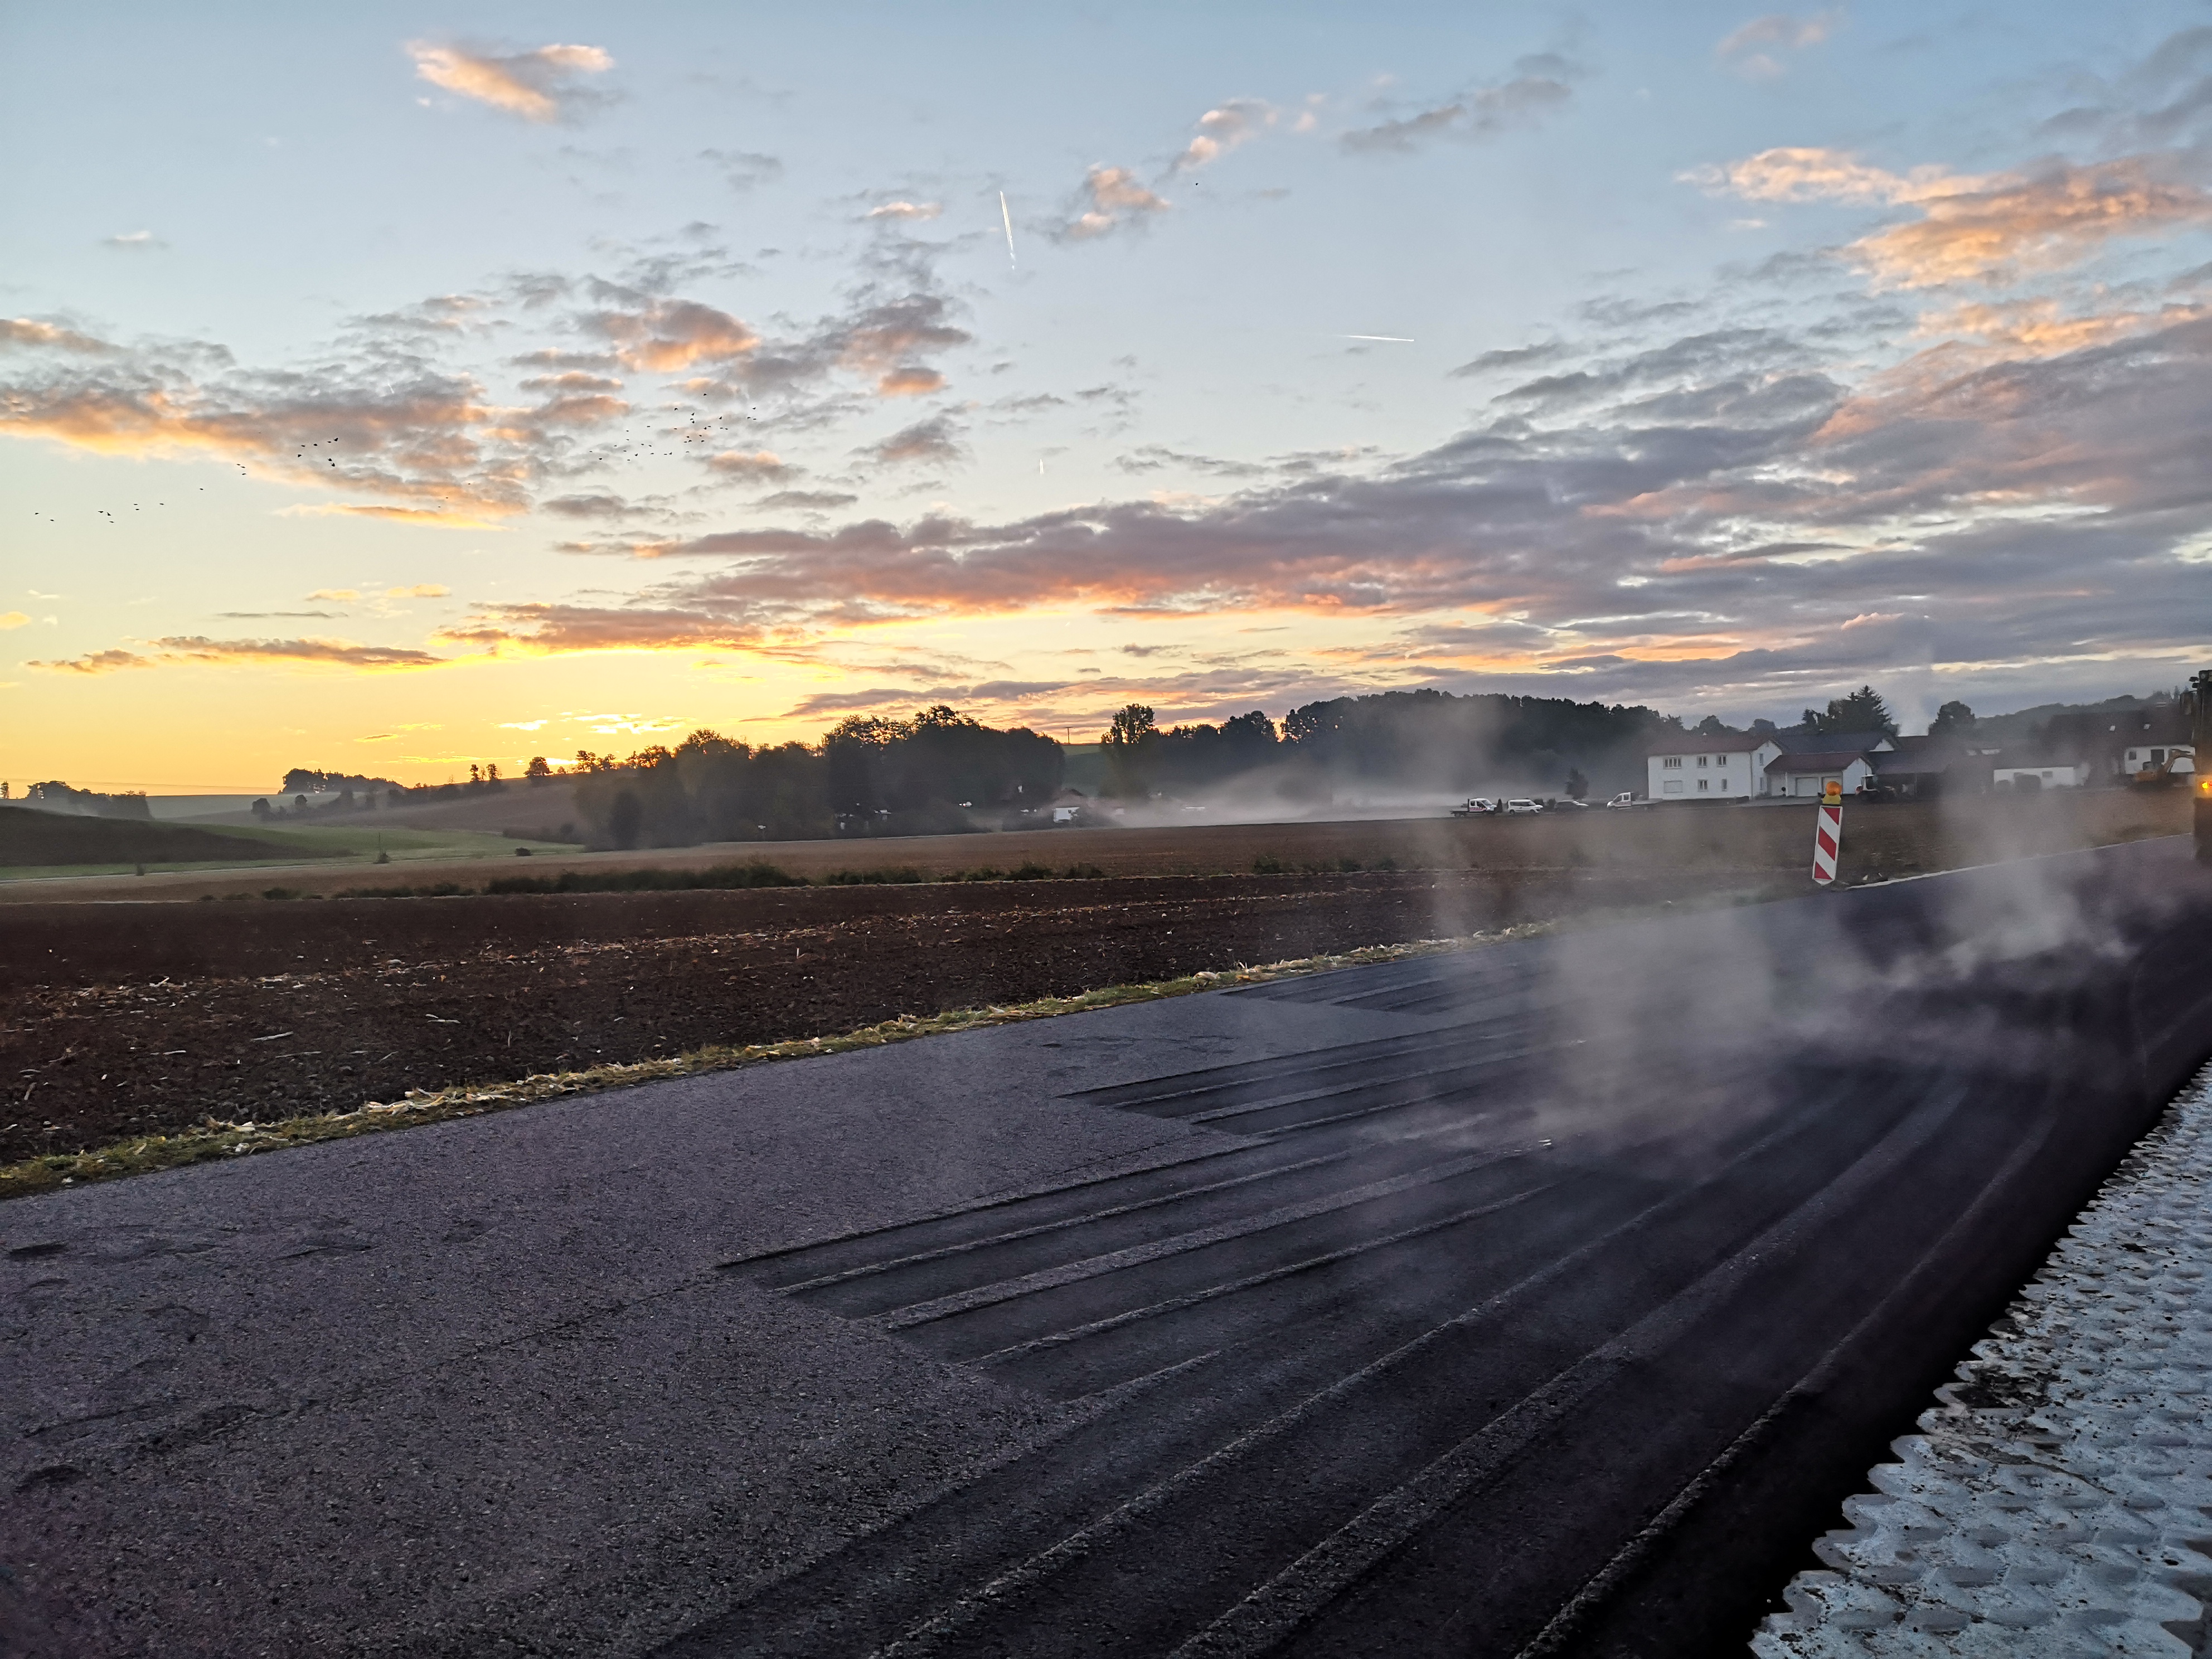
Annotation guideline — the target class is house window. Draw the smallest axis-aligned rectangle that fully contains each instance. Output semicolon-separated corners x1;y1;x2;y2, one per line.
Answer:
1663;756;1682;769
1697;755;1709;767
1664;780;1684;794
1697;778;1709;792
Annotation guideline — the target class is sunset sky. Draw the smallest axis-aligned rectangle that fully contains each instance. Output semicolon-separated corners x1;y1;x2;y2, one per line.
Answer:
6;2;2211;790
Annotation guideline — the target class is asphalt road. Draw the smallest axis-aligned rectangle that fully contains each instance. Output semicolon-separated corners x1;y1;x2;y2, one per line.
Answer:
6;838;2210;1658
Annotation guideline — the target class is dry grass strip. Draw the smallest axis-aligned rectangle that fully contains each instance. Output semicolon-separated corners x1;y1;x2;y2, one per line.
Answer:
1;930;1547;1203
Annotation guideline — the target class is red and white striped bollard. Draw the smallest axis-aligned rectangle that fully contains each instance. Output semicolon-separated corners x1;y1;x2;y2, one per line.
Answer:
1811;780;1842;886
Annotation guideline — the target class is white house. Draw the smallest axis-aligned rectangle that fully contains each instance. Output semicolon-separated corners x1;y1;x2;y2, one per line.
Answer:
1993;760;2092;790
1645;729;1895;801
2120;740;2195;778
1762;751;1881;798
1645;732;1777;799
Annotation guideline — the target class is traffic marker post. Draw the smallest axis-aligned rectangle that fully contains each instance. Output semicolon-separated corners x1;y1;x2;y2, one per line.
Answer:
1812;779;1843;886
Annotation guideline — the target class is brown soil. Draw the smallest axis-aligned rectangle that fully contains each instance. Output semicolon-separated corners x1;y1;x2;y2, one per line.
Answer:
1;869;1764;1166
1;790;2185;904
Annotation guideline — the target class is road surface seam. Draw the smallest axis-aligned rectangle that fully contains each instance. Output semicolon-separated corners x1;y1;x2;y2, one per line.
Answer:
878;1145;1546;1329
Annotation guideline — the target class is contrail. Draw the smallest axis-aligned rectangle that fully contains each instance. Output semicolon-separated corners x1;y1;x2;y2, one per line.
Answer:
1000;192;1017;269
1341;334;1414;342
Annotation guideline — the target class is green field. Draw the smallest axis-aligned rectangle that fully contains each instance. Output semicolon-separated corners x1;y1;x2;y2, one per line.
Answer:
0;821;584;884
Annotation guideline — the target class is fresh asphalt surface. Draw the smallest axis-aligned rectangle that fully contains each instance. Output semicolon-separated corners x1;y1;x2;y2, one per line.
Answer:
5;838;2211;1658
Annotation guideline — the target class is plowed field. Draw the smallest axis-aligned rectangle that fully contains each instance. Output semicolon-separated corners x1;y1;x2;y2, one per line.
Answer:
4;869;1760;1166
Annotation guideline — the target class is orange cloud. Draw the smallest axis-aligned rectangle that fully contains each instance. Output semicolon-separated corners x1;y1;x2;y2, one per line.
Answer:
707;449;789;479
590;298;758;372
1691;148;2212;287
31;636;448;673
876;367;944;397
1;318;112;353
387;584;450;598
1917;297;2212;355
1171;100;1273;173
1854;160;2212;288
408;41;613;123
281;504;511;528
1686;146;1963;205
1064;167;1169;240
1715;11;1840;80
0;357;531;521
0;611;30;629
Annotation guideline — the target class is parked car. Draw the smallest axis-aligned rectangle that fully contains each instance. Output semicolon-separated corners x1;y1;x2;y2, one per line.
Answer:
1451;797;1500;817
1503;798;1542;814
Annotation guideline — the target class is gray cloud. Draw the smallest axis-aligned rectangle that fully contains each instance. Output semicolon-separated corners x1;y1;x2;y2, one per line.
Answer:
1342;59;1576;154
865;413;964;467
701;149;784;192
455;310;2212;712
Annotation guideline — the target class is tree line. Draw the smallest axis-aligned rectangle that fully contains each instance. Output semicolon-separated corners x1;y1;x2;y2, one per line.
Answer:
562;691;1681;850
570;707;1066;849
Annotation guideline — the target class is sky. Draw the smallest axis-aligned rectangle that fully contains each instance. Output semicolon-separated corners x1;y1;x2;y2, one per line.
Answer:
4;2;2211;791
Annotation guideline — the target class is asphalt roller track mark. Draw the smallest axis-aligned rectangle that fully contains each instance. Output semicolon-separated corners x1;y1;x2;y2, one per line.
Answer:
664;844;2212;1659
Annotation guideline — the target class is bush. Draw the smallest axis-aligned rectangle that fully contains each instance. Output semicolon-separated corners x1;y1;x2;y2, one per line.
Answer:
822;866;929;885
1252;855;1288;874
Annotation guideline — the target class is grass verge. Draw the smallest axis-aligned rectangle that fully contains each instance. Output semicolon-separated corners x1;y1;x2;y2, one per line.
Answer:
0;929;1537;1204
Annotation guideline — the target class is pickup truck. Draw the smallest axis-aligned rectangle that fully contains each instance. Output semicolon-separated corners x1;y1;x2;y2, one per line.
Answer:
1603;792;1644;809
1451;797;1500;817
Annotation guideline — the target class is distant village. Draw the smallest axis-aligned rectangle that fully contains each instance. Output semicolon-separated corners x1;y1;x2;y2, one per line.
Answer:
1642;691;2196;804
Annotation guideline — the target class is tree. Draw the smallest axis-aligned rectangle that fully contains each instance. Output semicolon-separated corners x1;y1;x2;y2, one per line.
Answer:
607;789;643;850
1102;704;1157;798
525;756;552;783
1105;704;1157;748
251;798;270;818
484;762;501;785
1928;700;1976;739
1804;686;1897;738
469;763;483;785
1565;767;1589;800
1694;715;1733;736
